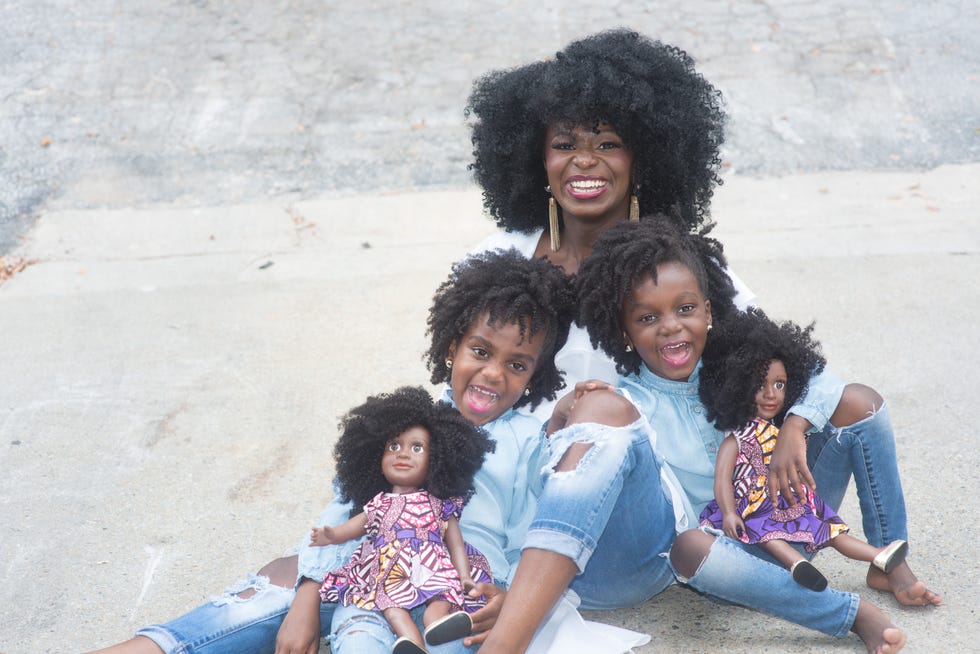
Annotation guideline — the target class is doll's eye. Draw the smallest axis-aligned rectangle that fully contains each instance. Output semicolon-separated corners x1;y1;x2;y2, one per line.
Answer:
774;381;786;390
387;442;401;452
411;444;424;454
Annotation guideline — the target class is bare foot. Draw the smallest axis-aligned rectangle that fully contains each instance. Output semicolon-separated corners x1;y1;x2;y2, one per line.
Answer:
852;599;906;654
867;560;942;606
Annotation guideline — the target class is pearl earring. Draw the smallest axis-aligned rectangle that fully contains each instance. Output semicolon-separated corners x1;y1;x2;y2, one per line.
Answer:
445;358;453;370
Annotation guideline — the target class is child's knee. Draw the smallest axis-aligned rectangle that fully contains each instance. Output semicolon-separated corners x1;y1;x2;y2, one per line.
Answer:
669;529;714;579
830;383;885;427
567;389;639;428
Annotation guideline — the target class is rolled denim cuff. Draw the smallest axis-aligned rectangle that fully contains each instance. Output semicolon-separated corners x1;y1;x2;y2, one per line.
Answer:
789;367;846;432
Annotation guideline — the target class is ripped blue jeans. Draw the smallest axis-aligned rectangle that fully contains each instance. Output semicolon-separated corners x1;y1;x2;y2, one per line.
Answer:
807;401;907;547
524;418;678;609
330;603;476;654
676;405;906;638
134;573;335;654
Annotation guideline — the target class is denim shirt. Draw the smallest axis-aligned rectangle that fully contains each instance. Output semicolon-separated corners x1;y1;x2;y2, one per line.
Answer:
295;394;545;589
620;361;845;519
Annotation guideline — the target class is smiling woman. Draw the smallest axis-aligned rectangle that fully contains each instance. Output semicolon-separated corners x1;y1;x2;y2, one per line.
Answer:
543;122;634;242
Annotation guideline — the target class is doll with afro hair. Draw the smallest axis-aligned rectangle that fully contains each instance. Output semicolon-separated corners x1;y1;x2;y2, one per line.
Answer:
697;309;910;593
312;386;495;654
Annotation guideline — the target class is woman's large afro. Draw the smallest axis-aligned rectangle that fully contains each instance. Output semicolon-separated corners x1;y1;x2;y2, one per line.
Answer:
467;28;726;233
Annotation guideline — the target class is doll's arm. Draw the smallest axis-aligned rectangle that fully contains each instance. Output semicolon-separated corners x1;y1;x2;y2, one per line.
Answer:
310;512;368;547
444;515;475;590
714;436;746;540
767;415;817;508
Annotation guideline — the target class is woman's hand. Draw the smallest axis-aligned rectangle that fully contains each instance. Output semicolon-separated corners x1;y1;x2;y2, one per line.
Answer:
767;415;817;506
274;579;322;654
461;582;506;647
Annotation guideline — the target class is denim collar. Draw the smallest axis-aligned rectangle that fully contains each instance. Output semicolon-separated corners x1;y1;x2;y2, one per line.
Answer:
634;359;702;396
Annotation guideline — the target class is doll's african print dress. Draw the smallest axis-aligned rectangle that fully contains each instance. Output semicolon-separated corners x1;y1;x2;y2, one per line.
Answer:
699;417;849;552
320;490;491;611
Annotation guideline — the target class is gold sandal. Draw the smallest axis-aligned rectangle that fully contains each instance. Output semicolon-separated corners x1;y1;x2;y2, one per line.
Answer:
872;540;908;573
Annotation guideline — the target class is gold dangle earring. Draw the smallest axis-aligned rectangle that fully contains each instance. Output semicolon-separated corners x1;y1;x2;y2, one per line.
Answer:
546;185;560;251
629;185;640;222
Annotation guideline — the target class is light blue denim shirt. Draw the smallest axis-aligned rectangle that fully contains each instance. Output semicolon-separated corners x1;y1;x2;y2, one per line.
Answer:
620;361;845;518
295;392;545;589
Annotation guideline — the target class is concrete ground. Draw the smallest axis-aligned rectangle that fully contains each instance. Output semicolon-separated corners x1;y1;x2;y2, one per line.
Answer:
2;1;979;652
1;163;978;652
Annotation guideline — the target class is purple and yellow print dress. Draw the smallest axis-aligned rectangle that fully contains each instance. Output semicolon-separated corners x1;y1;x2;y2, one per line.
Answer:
320;490;492;612
699;418;849;553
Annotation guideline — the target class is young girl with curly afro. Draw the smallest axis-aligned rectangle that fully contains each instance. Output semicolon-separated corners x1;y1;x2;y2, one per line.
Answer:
91;249;575;654
310;386;494;654
698;308;911;594
480;218;913;654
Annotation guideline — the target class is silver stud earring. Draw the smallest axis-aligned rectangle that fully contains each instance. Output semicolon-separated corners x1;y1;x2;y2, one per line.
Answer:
524;388;530;397
445;358;453;370
707;323;713;331
625;344;633;352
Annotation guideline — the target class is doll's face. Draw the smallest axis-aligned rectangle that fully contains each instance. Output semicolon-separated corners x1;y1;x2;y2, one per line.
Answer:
381;426;430;493
447;312;543;426
621;262;712;382
755;359;788;420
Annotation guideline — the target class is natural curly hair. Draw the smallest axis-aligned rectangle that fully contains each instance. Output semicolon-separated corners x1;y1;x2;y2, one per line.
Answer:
699;307;827;430
333;386;494;515
575;216;737;376
426;248;575;410
466;28;726;233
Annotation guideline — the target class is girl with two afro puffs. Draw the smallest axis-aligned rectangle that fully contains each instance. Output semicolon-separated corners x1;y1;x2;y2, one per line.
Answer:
697;308;910;594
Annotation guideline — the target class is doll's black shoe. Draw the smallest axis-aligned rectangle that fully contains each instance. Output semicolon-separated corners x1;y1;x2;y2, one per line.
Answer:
791;559;828;591
872;540;908;573
391;636;427;654
424;610;473;646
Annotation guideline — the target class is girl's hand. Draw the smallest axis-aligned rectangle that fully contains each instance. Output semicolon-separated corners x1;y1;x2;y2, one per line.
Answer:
767;415;817;507
461;582;506;647
309;526;334;546
274;579;322;654
721;513;746;541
